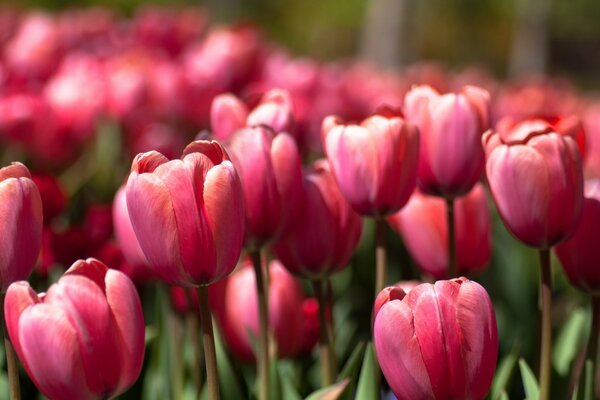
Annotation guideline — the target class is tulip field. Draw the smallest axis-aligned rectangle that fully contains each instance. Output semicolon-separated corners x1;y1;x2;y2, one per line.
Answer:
2;5;600;400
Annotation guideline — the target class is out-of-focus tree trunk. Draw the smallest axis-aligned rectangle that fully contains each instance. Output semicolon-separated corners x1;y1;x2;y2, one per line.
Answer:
508;0;552;78
359;0;416;69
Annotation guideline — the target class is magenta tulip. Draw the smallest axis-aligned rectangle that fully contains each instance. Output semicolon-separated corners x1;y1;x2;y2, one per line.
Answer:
225;126;302;249
374;278;498;400
555;179;600;294
483;119;584;248
4;258;145;400
0;162;43;290
404;85;490;198
273;159;363;280
125;140;245;287
320;110;419;217
387;184;491;279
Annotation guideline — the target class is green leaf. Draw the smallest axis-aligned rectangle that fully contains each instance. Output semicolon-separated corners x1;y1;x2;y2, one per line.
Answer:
280;366;303;400
498;390;510;400
578;359;594;400
355;343;379;400
519;358;540;400
305;379;350;400
490;342;520;400
269;355;282;400
214;324;246;400
338;341;366;400
553;308;587;376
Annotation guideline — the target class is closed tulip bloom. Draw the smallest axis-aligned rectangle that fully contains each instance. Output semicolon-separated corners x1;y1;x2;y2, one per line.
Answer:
126;140;245;287
387;184;491;279
483;119;584;248
217;259;319;361
404;85;490;198
555;180;600;294
4;258;145;400
0;162;43;290
210;94;248;141
374;278;498;400
226;126;303;249
273;159;362;279
320;110;419;217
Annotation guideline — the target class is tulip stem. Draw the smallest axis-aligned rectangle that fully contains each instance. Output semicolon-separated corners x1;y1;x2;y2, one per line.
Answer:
446;197;457;278
197;285;220;400
587;296;600;398
0;293;20;400
250;250;270;400
313;279;336;387
538;249;552;400
375;218;387;295
186;308;203;396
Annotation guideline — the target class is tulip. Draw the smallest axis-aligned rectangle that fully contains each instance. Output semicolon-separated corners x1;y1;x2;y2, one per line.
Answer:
483;119;583;249
404;85;490;198
373;278;498;400
320;110;419;217
387;184;491;279
226;126;303;249
215;259;318;361
0;162;43;290
125;140;244;287
30;172;66;224
4;258;145;400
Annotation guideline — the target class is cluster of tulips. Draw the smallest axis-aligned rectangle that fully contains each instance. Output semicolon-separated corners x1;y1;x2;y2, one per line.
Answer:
2;6;600;400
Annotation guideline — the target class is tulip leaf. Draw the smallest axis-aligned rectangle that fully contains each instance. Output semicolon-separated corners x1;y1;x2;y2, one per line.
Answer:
269;355;283;400
519;358;539;400
499;391;510;400
553;307;588;376
355;342;379;400
214;324;246;400
490;342;520;400
338;341;366;400
305;379;350;400
575;359;594;400
280;365;303;400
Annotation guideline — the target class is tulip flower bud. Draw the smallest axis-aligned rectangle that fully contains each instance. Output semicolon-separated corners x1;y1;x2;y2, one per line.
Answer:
210;94;249;141
374;278;498;400
483;119;584;248
5;258;145;400
320;110;419;217
404;85;490;198
226;126;303;249
273;159;362;280
0;162;43;290
246;89;294;134
387;184;491;279
126;140;245;287
555;180;600;294
216;259;319;361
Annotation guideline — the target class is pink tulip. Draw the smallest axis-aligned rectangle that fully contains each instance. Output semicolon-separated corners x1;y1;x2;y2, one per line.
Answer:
215;259;319;361
555;180;600;294
374;278;498;400
387;184;491;279
320;110;419;217
0;162;43;290
226;126;303;249
126;140;245;286
404;85;490;198
210;94;249;141
5;258;145;400
483;119;584;248
273;159;362;279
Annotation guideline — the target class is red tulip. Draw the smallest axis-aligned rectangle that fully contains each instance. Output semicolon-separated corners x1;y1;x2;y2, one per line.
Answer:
555;180;600;294
31;172;66;224
0;162;43;290
374;278;498;400
387;184;491;279
226;126;303;249
5;258;145;400
273;159;362;279
215;259;319;361
404;85;490;198
483;119;584;248
320;110;419;217
125;140;245;286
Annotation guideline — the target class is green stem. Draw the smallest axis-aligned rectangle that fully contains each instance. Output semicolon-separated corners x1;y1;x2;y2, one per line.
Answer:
0;292;20;400
250;250;270;400
588;296;600;399
446;197;457;279
186;308;203;396
375;218;387;295
197;285;220;400
313;279;336;386
538;249;552;400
